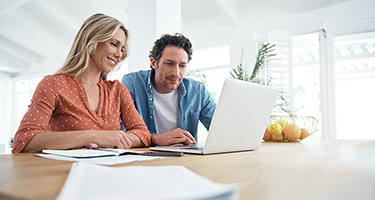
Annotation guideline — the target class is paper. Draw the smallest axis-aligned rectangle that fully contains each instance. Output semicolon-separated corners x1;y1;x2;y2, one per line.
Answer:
37;154;162;165
42;148;145;158
56;162;238;200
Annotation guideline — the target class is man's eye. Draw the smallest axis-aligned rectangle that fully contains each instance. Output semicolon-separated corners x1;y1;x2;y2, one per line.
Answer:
180;65;186;68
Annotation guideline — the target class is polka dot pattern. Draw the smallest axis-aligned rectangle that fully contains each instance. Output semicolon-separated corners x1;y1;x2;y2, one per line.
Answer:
12;74;151;153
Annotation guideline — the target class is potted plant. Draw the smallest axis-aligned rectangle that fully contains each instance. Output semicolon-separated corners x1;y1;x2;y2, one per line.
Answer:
230;42;292;115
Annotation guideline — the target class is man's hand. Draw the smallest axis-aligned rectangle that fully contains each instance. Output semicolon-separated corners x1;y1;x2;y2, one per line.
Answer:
151;128;196;146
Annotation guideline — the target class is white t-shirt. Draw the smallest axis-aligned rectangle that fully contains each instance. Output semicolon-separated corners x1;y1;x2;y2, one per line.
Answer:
151;85;178;134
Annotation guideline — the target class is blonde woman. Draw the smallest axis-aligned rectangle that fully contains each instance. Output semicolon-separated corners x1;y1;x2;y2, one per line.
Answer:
12;13;150;153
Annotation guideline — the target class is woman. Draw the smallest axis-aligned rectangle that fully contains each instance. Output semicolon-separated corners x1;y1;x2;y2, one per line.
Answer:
12;13;150;153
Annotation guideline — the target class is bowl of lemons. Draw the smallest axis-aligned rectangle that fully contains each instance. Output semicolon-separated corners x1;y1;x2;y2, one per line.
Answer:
263;115;319;142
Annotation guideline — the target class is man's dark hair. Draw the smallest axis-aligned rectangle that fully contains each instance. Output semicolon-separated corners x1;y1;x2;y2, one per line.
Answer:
149;33;193;71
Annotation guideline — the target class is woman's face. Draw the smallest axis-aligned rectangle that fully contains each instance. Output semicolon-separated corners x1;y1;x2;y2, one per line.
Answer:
90;28;126;74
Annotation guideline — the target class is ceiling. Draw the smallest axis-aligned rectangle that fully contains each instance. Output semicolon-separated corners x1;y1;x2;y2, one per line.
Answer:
0;0;374;78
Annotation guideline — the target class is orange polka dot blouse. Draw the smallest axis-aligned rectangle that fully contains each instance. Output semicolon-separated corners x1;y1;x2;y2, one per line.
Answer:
12;74;151;153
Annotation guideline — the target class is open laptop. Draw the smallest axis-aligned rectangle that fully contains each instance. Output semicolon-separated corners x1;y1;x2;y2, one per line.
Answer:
149;78;279;155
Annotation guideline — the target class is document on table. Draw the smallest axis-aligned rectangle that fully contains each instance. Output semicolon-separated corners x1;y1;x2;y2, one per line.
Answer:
56;162;238;200
41;148;146;157
37;154;162;165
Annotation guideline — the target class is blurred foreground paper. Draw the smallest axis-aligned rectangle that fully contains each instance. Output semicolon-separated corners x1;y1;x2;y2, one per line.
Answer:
57;162;238;200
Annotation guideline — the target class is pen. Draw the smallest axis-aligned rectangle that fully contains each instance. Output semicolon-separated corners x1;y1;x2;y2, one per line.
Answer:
91;147;118;153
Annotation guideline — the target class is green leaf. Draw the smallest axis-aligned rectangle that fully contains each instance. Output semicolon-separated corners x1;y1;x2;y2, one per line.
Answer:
186;69;208;86
9;137;14;148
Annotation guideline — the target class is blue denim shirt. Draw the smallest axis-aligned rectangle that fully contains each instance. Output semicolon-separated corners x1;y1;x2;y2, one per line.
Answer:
121;70;216;140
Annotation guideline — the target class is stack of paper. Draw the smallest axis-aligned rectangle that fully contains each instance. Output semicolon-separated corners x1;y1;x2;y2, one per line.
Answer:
57;162;238;200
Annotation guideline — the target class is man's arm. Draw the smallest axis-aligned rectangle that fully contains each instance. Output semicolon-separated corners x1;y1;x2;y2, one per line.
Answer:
151;128;196;146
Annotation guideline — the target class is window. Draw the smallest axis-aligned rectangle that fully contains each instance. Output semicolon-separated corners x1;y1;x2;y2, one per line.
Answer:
334;31;375;139
187;45;231;143
290;27;375;140
14;78;41;128
0;72;12;153
292;32;322;138
267;40;293;115
107;62;128;81
189;45;230;70
188;45;231;101
5;77;43;153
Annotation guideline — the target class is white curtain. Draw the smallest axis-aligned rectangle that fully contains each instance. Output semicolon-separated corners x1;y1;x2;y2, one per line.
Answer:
0;72;13;154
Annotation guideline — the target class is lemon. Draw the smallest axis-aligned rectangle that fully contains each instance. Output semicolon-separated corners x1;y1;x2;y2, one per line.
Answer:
269;123;282;136
276;119;288;128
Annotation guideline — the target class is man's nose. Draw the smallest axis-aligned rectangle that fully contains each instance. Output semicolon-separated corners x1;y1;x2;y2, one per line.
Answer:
171;65;179;76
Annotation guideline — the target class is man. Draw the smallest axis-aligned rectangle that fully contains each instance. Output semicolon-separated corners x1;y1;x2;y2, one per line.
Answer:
121;33;216;146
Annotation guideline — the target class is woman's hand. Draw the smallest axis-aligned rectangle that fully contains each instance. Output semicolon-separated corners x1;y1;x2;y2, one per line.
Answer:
90;130;134;149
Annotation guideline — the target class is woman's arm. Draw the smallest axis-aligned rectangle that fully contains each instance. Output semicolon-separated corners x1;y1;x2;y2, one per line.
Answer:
22;129;135;153
119;84;151;147
124;132;144;147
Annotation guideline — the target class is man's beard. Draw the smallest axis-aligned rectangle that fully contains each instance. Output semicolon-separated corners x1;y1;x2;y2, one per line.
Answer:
156;63;181;91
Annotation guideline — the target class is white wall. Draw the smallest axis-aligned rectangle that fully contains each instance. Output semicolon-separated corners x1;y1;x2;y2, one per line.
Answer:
127;0;182;73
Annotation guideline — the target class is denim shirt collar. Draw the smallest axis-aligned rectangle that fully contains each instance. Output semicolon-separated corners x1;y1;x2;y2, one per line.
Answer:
178;79;187;97
147;70;152;92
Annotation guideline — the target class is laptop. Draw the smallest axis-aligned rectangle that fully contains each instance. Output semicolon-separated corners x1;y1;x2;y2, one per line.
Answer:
149;78;279;155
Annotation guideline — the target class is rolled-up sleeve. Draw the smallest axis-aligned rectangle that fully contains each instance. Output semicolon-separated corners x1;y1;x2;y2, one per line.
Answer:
119;85;151;147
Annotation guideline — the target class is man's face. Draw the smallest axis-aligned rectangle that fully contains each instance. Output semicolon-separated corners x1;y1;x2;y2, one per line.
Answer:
151;45;188;93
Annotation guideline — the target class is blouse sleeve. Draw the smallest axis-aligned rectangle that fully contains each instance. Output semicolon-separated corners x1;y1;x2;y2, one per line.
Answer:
12;76;57;153
119;85;151;147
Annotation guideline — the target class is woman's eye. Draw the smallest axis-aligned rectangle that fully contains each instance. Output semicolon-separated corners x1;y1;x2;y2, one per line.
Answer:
111;43;117;47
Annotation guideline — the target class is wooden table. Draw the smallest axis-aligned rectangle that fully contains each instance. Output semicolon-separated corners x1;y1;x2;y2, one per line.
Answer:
1;137;375;200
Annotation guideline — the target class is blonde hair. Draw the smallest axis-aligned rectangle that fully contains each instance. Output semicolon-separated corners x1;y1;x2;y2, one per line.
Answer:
55;13;129;79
